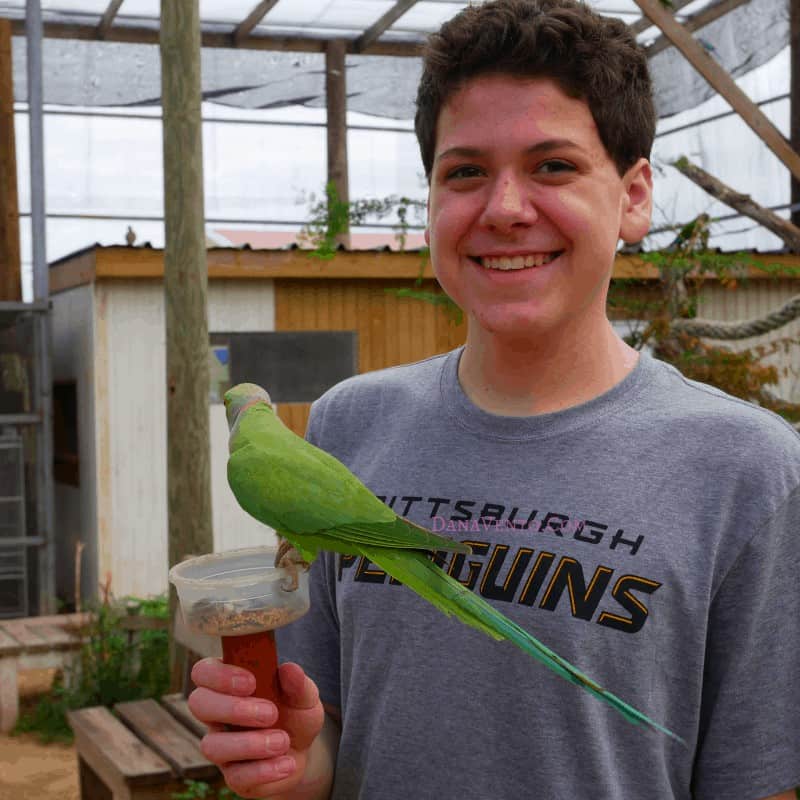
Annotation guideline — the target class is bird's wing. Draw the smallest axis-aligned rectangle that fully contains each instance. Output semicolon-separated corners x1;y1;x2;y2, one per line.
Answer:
228;442;469;554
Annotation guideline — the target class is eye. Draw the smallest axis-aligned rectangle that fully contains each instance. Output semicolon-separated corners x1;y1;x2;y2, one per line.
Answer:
536;159;575;175
445;164;484;180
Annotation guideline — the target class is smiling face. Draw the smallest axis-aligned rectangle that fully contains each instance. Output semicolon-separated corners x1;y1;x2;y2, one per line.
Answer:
425;74;652;344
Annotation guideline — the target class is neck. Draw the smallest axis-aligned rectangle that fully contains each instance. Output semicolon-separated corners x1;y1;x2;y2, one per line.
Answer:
458;317;639;416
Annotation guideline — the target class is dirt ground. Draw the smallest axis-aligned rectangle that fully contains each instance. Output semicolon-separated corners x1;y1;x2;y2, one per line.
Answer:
0;669;79;800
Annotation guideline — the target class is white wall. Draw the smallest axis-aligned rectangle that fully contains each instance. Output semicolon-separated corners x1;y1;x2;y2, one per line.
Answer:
93;278;277;599
208;280;279;555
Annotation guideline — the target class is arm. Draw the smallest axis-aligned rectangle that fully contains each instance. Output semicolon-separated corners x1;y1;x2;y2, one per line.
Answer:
189;658;340;800
756;792;797;800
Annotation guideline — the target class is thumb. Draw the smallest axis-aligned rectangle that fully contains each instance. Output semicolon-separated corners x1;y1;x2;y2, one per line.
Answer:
278;662;316;707
277;663;325;752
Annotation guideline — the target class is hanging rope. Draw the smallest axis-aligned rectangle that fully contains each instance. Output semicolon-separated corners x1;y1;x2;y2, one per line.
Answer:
671;294;800;340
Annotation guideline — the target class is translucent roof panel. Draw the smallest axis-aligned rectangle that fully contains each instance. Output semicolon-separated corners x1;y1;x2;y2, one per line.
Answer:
393;2;471;33
2;0;794;302
265;0;397;30
0;0;748;41
6;0;789;121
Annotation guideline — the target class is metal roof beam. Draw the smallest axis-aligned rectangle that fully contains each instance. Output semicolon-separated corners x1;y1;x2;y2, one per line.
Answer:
233;0;280;47
353;0;418;53
9;19;424;56
97;0;125;40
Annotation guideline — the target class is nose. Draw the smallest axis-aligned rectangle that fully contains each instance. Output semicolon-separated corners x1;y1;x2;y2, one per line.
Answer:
478;173;538;233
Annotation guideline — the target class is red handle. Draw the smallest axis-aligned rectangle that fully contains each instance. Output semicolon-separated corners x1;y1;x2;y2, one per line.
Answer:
221;630;284;728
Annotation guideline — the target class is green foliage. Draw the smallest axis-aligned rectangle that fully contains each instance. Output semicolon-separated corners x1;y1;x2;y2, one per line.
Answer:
173;780;246;800
384;287;463;325
639;249;793;288
298;182;351;259
300;184;463;323
298;182;426;259
13;593;170;744
383;242;464;325
615;214;800;424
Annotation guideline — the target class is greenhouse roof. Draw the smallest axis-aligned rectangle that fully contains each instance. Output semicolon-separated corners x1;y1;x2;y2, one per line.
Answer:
0;0;794;296
1;0;790;119
0;0;742;52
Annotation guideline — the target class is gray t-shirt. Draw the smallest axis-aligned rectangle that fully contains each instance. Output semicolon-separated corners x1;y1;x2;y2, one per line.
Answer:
276;348;800;800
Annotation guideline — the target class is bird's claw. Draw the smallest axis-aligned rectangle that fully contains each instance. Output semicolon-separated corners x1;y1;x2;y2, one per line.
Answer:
274;538;310;591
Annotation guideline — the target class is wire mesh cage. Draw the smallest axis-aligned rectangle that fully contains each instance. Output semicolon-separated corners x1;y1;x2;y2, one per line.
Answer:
0;433;28;617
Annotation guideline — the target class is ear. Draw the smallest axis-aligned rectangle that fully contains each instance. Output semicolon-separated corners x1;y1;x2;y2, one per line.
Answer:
619;158;653;244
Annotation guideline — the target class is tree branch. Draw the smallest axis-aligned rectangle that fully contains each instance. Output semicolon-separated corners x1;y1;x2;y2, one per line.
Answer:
671;156;800;251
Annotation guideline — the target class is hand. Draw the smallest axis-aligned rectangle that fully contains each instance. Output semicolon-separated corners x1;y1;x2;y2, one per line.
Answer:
189;658;326;799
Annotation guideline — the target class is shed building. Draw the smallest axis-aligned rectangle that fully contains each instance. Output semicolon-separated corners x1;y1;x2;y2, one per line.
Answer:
48;244;800;603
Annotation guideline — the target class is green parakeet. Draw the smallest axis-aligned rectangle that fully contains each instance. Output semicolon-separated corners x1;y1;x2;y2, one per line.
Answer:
224;383;683;744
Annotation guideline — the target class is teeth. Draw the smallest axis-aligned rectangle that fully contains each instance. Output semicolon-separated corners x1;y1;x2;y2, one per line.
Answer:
479;253;559;270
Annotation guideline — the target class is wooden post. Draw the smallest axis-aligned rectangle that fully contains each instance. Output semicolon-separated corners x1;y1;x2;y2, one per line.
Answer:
0;19;21;301
633;0;800;185
159;0;213;687
792;0;800;228
326;40;349;248
233;0;280;47
353;0;419;53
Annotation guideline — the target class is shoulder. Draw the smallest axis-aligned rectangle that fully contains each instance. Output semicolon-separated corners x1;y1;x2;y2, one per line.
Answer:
645;354;800;490
314;351;451;413
305;350;455;449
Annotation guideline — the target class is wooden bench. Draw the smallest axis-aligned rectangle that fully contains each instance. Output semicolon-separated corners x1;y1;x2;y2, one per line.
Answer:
0;611;171;733
68;695;225;800
0;612;89;732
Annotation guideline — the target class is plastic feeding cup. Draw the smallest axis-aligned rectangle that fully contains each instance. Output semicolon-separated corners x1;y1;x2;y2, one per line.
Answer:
169;546;310;709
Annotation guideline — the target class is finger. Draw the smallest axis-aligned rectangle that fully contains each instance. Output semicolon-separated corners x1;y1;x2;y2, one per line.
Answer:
223;750;306;799
191;657;257;696
188;687;278;728
278;662;319;709
200;728;290;765
282;703;325;753
277;665;325;751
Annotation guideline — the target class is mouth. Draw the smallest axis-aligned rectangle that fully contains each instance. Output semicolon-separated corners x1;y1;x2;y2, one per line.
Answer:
469;251;564;271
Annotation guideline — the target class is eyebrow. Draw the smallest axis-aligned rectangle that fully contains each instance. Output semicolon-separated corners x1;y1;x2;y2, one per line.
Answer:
434;138;580;164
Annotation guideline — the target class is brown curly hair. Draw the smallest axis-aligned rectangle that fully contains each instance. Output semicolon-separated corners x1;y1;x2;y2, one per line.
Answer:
414;0;655;179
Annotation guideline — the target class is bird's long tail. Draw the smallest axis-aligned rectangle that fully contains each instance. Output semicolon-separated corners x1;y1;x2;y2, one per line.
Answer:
363;546;685;745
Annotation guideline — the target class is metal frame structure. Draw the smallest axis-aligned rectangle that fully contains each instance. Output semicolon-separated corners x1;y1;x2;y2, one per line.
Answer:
2;0;798;183
0;299;53;616
0;431;27;617
0;0;796;617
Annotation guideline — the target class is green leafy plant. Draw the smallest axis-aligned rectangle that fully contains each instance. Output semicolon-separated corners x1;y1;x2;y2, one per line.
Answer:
385;285;463;325
298;182;426;259
300;183;463;324
612;214;800;425
13;591;170;743
384;244;464;326
172;779;247;800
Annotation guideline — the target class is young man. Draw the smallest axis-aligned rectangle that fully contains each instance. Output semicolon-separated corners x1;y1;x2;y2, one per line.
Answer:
188;1;800;798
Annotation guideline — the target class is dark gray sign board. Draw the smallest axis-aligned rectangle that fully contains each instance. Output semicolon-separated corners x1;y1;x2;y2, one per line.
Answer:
211;331;358;403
